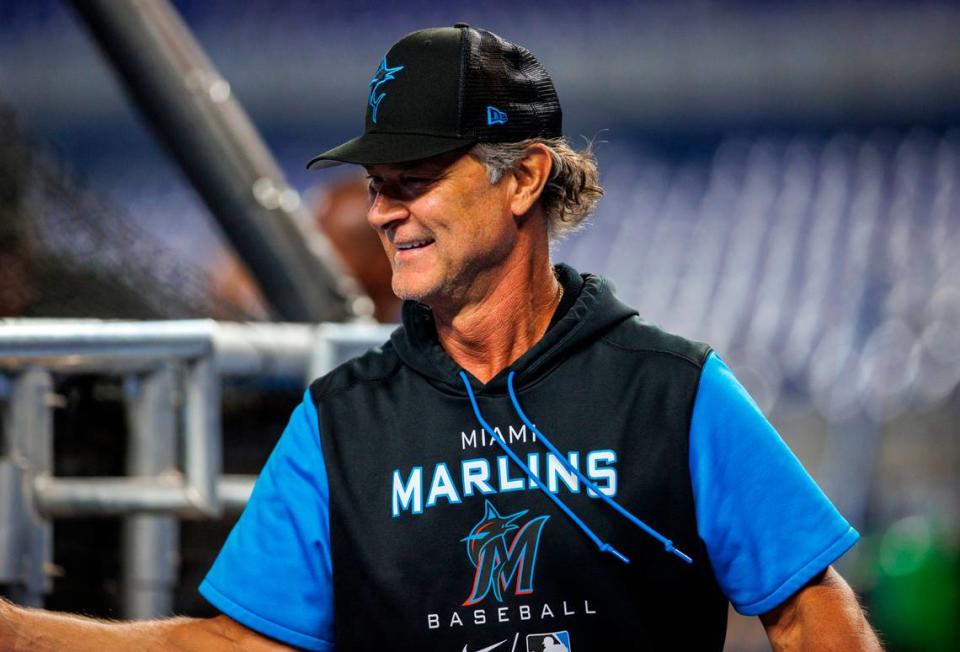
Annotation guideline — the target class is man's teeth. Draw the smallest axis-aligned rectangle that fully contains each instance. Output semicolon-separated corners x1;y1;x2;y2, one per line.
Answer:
397;239;433;250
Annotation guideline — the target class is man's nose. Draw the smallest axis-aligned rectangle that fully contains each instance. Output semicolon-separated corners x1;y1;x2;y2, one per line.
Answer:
367;191;409;232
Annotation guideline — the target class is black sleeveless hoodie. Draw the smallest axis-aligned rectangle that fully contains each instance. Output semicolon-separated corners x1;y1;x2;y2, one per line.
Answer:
310;264;728;650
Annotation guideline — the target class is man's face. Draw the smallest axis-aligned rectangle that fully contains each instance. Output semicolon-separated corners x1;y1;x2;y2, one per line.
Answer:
365;149;517;305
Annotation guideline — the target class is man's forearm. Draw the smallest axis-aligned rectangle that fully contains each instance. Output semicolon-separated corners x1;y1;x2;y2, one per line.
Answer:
761;567;882;651
1;600;197;652
0;598;290;652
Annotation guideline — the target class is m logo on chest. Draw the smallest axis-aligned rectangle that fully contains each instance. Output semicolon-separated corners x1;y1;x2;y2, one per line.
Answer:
461;500;549;606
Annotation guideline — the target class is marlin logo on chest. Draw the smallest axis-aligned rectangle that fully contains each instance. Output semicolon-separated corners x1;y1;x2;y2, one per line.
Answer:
462;500;550;606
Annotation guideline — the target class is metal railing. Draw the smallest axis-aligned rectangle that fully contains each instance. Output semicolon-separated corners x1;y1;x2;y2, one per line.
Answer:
0;319;394;616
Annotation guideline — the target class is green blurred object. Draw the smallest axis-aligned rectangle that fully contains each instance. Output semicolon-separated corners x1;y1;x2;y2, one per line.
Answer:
870;515;959;651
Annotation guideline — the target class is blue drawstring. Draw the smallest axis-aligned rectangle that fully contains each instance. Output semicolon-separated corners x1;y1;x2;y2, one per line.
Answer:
457;370;693;565
459;371;630;564
507;371;692;564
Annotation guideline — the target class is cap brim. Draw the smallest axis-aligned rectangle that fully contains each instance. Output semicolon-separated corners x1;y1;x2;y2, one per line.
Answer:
306;132;476;170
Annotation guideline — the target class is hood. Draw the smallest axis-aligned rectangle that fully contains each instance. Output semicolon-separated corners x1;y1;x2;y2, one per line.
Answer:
390;263;638;394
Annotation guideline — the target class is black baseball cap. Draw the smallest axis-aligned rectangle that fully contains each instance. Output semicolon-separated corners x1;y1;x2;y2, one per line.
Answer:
306;23;562;170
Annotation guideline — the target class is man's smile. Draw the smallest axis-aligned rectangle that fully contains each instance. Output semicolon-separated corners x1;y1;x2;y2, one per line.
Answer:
393;238;436;264
394;238;435;251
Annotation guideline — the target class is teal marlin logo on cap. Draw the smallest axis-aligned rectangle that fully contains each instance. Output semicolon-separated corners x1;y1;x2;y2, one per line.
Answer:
369;56;404;124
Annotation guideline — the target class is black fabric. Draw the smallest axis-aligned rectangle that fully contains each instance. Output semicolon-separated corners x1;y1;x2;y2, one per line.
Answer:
367;27;464;135
463;28;562;143
307;24;563;169
306;132;475;170
311;264;727;649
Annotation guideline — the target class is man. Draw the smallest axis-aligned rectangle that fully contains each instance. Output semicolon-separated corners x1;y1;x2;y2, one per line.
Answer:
0;24;881;651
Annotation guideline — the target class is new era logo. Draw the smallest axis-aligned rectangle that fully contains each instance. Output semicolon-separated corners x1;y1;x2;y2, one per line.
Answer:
486;105;508;126
526;631;570;652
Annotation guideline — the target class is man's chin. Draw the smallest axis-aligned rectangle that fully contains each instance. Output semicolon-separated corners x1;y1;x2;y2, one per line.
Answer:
391;276;435;303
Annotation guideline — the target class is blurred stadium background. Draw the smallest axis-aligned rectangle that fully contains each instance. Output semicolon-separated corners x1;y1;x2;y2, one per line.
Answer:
1;1;959;649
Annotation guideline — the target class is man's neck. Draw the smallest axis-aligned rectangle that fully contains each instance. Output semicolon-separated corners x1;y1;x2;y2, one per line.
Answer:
430;255;561;384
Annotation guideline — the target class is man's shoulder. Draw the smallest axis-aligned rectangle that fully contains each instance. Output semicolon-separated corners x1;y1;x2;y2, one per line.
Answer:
599;314;712;370
308;336;403;401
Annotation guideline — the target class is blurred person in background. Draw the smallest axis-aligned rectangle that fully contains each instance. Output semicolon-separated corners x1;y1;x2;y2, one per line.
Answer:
309;174;401;323
209;175;401;324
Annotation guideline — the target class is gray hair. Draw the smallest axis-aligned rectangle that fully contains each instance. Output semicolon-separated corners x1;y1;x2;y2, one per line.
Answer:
470;137;603;241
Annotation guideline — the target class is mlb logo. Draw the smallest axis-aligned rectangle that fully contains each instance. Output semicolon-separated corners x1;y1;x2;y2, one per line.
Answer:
526;631;571;652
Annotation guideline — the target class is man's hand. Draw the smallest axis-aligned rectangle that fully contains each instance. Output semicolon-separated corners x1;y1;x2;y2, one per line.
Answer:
0;596;294;652
760;566;882;651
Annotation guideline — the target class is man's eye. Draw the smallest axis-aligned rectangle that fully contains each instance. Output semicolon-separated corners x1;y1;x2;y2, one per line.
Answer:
367;175;435;201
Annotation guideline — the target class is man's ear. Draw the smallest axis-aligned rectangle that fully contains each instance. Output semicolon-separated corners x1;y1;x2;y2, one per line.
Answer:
509;143;553;218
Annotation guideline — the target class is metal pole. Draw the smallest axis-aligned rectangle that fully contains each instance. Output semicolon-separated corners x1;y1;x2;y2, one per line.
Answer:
1;368;53;606
67;0;361;322
32;476;255;518
31;352;226;523
0;460;28;589
218;475;255;515
121;365;178;619
183;357;221;518
0;319;214;362
35;478;197;517
0;319;319;380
